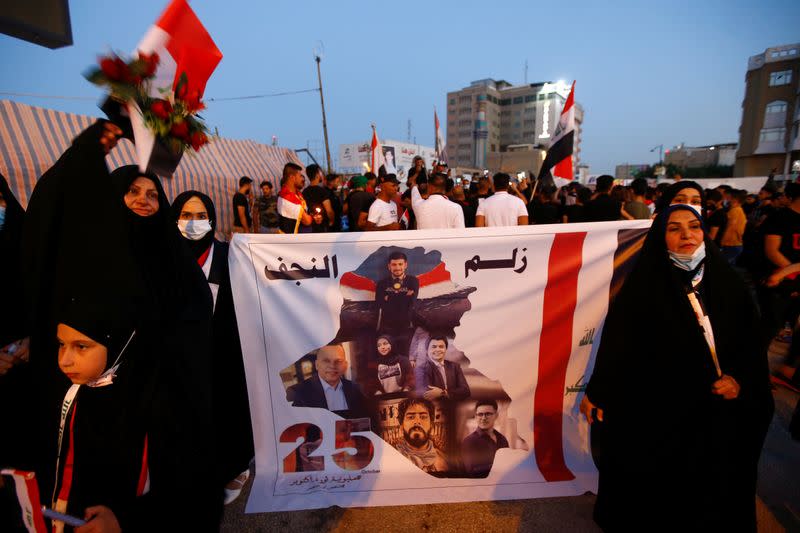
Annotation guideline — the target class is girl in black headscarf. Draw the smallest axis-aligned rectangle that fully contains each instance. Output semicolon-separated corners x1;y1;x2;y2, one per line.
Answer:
372;334;414;395
581;204;773;531
170;190;254;505
49;292;153;532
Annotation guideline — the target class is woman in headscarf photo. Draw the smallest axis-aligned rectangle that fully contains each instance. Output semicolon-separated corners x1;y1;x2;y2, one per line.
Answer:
170;190;254;505
580;204;773;531
372;334;414;395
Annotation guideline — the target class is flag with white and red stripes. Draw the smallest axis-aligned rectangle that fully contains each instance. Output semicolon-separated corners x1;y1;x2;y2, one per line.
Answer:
370;125;386;174
434;108;448;164
130;0;222;173
539;81;575;185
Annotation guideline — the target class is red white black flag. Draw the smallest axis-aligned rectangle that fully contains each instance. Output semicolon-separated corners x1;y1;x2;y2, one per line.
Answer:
539;81;575;184
434;108;447;164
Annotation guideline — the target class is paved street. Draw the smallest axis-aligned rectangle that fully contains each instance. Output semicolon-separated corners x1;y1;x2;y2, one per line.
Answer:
220;339;799;533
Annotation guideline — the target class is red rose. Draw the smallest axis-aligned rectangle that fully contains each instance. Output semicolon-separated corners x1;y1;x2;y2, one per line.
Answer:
139;52;159;77
150;99;172;120
100;57;123;81
183;89;205;112
170;121;190;140
190;131;208;151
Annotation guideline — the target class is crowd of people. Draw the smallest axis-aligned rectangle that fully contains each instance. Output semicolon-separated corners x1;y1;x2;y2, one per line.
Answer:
0;119;797;531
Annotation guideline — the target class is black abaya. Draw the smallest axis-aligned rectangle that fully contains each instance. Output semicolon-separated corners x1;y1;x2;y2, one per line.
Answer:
585;205;773;531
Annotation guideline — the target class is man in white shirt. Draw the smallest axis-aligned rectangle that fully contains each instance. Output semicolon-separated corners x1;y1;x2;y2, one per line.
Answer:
365;175;401;231
411;173;465;229
475;173;529;227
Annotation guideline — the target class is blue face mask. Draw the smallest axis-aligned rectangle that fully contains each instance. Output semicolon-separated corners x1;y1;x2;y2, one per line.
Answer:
0;205;6;231
669;241;706;271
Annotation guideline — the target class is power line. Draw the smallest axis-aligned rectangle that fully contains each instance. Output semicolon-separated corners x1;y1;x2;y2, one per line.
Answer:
0;87;320;103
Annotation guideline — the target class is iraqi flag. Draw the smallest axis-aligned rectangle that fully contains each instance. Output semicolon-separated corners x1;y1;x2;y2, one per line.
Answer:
370;125;386;174
122;0;222;175
434;108;448;164
538;81;575;188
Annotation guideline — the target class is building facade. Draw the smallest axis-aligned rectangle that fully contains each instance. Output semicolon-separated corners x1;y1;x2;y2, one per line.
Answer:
665;143;737;168
735;43;800;177
615;164;650;181
446;79;583;176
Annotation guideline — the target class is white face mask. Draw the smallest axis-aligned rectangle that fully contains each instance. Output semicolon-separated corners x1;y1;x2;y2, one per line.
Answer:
669;241;706;271
177;219;212;240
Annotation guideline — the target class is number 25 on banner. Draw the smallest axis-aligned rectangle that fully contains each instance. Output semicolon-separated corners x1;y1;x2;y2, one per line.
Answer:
280;418;375;473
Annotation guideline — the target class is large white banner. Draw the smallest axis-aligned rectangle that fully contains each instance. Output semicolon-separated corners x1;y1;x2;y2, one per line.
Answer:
229;221;651;512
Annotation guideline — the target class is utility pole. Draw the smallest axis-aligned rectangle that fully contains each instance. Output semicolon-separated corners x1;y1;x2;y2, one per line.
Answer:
407;119;412;142
314;54;333;173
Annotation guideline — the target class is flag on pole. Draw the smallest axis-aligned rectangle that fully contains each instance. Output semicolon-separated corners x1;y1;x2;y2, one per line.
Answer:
130;0;223;173
434;108;447;164
538;81;575;187
370;125;386;174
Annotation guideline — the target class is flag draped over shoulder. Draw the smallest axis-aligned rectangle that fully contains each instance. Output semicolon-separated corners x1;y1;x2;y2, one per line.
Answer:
538;81;575;186
435;108;447;164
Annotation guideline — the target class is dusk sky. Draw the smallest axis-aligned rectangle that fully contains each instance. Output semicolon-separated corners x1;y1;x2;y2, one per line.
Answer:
1;0;798;174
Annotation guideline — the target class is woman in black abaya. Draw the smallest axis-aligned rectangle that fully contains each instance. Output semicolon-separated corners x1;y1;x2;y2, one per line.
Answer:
581;204;773;531
171;190;254;505
108;167;221;528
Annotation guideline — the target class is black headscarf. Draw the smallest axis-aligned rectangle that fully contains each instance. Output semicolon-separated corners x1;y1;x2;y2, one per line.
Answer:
655;180;705;214
586;204;773;530
170;190;216;259
53;291;156;530
109;165;198;318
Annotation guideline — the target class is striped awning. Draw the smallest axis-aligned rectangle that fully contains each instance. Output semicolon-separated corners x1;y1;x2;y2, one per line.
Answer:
0;99;302;238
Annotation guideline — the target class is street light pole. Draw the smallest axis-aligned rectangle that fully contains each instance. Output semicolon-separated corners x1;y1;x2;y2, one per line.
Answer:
315;55;333;173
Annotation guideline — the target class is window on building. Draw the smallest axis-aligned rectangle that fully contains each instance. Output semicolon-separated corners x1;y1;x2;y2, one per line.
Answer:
771;51;780;58
514;111;521;117
513;96;523;104
500;110;511;117
769;70;792;86
766;101;787;114
523;131;535;140
500;98;511;106
459;106;471;114
459;95;472;104
525;95;536;103
538;94;546;101
524;107;536;115
459;131;471;138
459;119;471;126
523;119;535;127
513;122;520;128
759;127;786;143
790;49;798;55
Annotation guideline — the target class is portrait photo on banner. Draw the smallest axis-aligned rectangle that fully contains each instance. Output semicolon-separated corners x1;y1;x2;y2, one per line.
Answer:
278;246;529;479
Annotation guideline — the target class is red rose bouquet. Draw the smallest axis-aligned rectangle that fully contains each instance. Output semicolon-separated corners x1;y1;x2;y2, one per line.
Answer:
86;51;210;156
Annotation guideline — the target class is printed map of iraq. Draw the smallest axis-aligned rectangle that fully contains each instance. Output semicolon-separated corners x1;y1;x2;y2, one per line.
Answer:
281;246;528;478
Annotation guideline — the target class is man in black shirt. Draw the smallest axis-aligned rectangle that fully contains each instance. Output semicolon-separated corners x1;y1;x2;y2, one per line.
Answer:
375;251;419;357
585;175;621;222
706;189;727;245
303;164;335;231
345;175;374;231
528;186;562;225
232;176;253;233
324;173;343;232
760;183;800;364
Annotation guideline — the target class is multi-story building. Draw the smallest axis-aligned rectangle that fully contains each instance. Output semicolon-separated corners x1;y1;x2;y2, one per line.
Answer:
615;164;650;181
665;143;737;169
446;79;583;175
734;43;800;177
